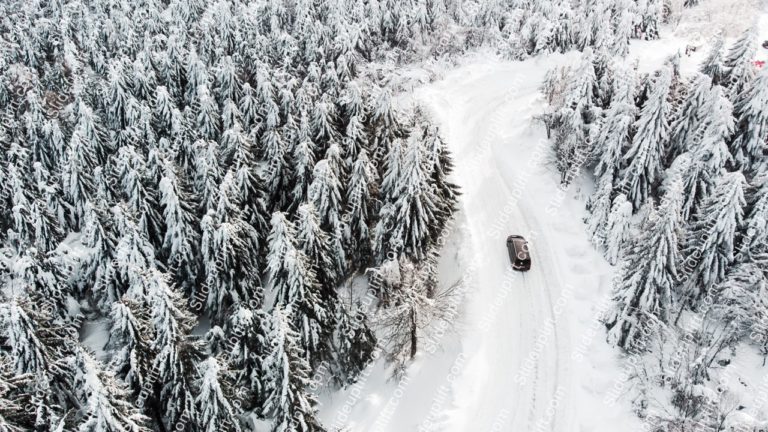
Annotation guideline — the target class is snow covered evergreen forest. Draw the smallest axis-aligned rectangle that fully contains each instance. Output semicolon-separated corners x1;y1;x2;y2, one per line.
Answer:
544;24;768;429
0;0;763;430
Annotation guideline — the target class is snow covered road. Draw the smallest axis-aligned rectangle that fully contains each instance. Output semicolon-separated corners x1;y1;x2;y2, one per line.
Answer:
415;54;641;432
319;53;649;432
418;58;575;432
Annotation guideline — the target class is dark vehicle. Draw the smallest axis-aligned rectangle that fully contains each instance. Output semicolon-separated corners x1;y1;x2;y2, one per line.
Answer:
507;235;531;271
762;40;768;49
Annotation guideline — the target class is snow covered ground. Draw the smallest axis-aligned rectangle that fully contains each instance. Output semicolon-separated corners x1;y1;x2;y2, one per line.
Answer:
319;51;641;432
318;3;768;431
415;53;641;432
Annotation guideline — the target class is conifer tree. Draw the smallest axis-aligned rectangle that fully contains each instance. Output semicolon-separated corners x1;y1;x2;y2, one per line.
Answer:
225;306;270;410
343;114;368;161
606;166;685;349
80;201;120;312
379;137;404;203
262;307;326;432
39;119;66;173
23;89;46;159
611;9;633;57
239;83;259;129
0;358;33;431
668;73;713;160
61;123;97;227
324;143;349;187
307;158;348;278
5;163;36;250
106;299;152;395
637;0;661;40
711;263;768;354
185;50;209;106
619;67;672;210
72;100;110;165
196;85;221;141
593;65;637;181
553;50;600;177
682;171;746;300
0;298;55;376
702;84;736;161
370;86;401;135
722;27;757;101
106;59;132;130
113;205;157;293
700;34;727;86
194;357;242;432
586;173;614;249
153;86;175;133
605;193;633;265
114;146;164;245
261;127;290;205
345;149;378;268
388;135;439;260
331;298;377;386
215;56;241;106
159;161;200;287
194;140;222;214
155;43;182;101
730;68;768;171
738;170;768;265
201;213;262;323
296;203;338;289
146;147;165;189
680;85;734;220
73;348;150;432
422;121;459;232
220;99;240;133
219;122;248;168
308;159;343;229
146;269;203;431
562;51;599;111
266;212;331;365
32;161;68;237
291;135;317;207
592;49;615;107
133;52;158;102
232;164;270;241
7;247;72;322
0;296;79;425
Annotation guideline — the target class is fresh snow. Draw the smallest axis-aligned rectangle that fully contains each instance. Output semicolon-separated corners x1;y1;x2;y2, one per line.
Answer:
318;3;768;430
13;0;763;430
320;51;642;432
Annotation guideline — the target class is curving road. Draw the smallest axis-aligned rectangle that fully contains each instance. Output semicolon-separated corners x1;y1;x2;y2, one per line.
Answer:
417;57;579;432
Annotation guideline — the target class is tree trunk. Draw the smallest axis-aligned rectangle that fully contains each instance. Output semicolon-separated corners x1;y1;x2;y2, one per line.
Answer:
673;297;688;326
410;308;417;359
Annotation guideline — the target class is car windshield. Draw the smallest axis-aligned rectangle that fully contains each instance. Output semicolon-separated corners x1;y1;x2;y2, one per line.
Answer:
513;239;528;257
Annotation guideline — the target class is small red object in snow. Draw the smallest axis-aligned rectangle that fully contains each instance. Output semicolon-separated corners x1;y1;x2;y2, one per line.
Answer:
755;60;765;69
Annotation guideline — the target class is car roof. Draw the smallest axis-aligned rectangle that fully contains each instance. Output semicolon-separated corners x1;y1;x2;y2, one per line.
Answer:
512;239;529;258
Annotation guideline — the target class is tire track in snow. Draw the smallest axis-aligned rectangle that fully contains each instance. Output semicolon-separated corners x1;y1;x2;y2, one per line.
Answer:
427;83;538;432
416;87;529;432
416;60;578;432
483;97;569;432
499;118;576;432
